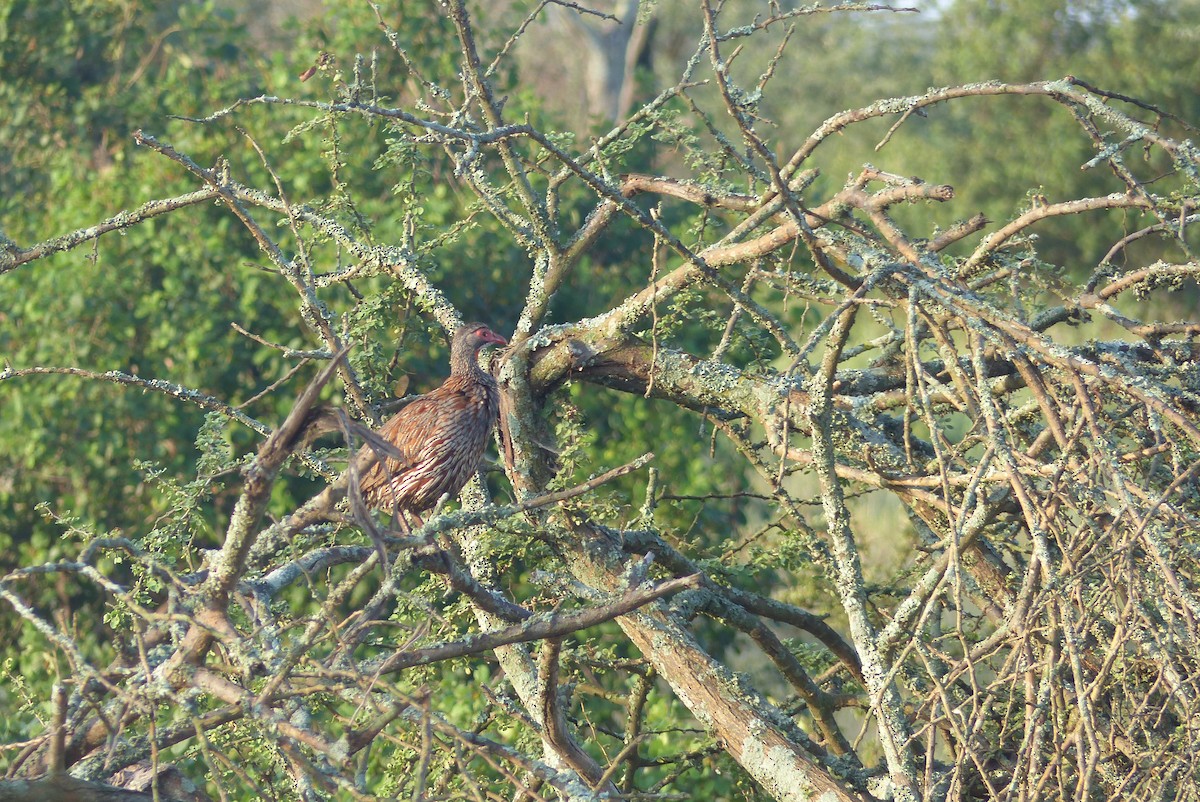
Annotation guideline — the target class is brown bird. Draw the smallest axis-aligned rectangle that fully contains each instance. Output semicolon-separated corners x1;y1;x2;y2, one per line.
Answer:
359;322;507;526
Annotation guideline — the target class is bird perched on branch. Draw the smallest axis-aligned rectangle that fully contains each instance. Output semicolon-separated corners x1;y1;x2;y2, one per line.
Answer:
358;322;507;527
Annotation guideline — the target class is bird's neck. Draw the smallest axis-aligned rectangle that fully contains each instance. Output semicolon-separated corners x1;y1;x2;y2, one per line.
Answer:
449;347;489;382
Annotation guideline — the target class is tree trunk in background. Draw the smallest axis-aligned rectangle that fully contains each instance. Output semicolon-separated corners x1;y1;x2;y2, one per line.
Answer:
549;0;654;123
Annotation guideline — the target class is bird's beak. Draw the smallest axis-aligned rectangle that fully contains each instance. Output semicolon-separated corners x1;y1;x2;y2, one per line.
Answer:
487;333;508;347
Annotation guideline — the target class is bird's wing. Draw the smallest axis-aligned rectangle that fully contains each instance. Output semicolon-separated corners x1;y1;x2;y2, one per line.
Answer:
357;393;445;492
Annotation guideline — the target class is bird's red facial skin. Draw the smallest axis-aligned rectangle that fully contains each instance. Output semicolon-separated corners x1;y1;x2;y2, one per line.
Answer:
476;327;507;347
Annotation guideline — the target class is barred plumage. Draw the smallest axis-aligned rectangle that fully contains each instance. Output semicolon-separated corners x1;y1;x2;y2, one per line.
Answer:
360;322;506;521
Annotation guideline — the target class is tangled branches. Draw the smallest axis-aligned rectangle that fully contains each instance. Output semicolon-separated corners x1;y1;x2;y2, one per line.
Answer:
2;1;1200;801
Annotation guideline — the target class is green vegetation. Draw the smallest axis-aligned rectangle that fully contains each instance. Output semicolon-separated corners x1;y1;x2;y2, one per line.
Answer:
2;2;1198;800
6;0;1197;560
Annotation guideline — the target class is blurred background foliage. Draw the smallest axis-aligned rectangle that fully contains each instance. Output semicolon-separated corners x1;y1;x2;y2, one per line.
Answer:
1;0;1198;791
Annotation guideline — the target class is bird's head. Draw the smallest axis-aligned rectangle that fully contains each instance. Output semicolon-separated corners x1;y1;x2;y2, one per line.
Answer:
456;322;508;352
449;324;508;376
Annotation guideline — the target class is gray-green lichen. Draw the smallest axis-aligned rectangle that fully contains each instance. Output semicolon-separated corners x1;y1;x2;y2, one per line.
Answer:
740;734;825;802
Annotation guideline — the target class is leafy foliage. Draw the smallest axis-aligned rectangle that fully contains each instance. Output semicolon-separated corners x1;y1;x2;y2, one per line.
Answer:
2;2;1200;802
